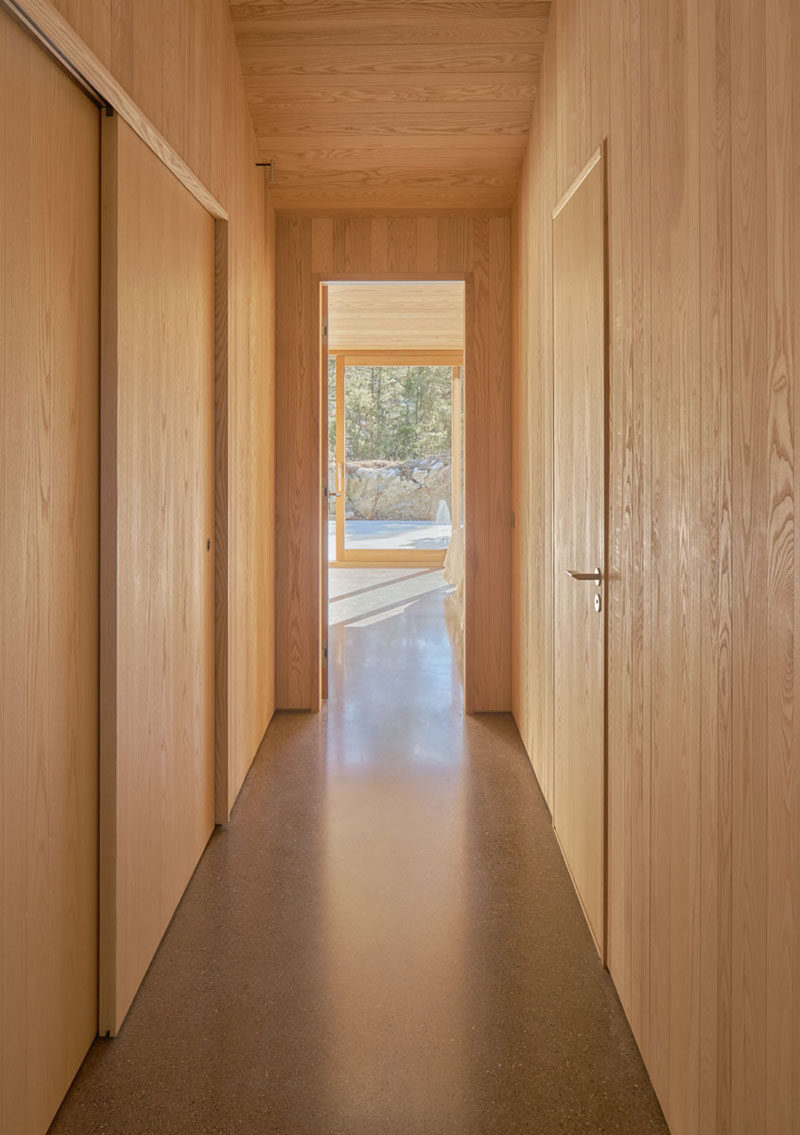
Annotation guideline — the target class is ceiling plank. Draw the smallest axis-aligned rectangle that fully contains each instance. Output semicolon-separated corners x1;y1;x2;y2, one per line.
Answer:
251;112;532;137
264;147;524;172
245;77;539;106
230;1;549;19
233;18;548;46
268;184;516;210
257;133;526;153
229;0;550;211
272;167;518;190
237;44;541;76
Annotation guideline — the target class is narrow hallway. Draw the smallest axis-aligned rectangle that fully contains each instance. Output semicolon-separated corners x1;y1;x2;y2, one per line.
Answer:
52;571;666;1134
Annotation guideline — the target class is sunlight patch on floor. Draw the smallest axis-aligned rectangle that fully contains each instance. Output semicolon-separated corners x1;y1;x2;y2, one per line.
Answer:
328;567;452;627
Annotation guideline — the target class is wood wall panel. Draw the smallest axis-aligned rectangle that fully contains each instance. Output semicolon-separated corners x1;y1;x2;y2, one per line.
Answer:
328;282;465;352
511;0;799;1131
101;119;216;1034
276;215;319;711
48;0;277;809
276;213;512;713
730;0;798;1130
0;14;99;1132
697;3;732;1126
510;25;555;809
1;0;275;1113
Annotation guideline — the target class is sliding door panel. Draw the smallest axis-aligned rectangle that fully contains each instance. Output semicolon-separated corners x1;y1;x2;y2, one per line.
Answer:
100;117;215;1034
0;12;100;1132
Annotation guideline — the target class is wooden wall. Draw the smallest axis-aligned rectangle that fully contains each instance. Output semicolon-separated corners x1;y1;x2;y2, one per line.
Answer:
0;15;99;1131
511;1;800;1132
3;0;276;1120
48;0;277;807
276;214;511;714
328;282;465;353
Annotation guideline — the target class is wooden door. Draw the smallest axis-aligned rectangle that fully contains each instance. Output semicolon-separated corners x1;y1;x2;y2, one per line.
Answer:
0;13;100;1132
552;148;608;958
100;117;215;1034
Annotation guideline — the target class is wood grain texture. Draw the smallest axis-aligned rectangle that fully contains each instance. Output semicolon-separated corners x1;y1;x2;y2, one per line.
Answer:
731;0;797;1131
228;0;550;210
276;215;320;710
328;282;465;352
651;4;702;1121
43;0;277;819
540;26;556;812
233;16;549;47
511;0;799;1131
0;12;99;1130
10;0;225;218
101;119;215;1035
276;214;511;713
214;218;230;824
551;150;607;957
465;215;513;711
510;21;556;810
697;0;732;1129
730;0;769;1125
98;104;119;1064
232;0;549;15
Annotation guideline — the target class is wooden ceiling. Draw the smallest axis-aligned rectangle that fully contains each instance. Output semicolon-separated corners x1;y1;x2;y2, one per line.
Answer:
228;0;550;212
328;282;465;351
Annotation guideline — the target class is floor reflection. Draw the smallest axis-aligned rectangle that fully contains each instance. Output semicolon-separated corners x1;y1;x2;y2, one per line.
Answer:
51;567;667;1135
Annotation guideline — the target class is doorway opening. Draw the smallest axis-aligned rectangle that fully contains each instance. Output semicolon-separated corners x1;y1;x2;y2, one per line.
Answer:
321;281;466;702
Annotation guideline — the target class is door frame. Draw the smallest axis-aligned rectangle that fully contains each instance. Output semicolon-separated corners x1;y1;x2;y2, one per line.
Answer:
332;348;463;568
317;272;467;706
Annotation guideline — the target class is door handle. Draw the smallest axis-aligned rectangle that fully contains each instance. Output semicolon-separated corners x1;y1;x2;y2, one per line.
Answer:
566;567;602;585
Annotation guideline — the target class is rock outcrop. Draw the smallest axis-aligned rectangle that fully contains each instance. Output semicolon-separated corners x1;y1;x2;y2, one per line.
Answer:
328;456;452;521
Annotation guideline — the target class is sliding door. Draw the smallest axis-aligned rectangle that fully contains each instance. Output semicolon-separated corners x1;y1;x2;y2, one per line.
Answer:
100;117;215;1034
0;12;100;1132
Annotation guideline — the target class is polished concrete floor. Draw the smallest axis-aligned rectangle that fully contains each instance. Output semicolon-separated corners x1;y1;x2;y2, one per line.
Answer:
51;569;667;1134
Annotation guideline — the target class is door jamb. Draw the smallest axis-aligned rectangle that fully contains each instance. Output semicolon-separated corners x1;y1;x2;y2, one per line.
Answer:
316;272;466;704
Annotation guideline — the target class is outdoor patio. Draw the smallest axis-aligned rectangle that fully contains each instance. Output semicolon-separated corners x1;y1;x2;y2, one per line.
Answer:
328;519;451;560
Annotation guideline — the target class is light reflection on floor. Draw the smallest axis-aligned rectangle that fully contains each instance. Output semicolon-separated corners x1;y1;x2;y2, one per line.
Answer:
328;567;451;627
326;567;465;720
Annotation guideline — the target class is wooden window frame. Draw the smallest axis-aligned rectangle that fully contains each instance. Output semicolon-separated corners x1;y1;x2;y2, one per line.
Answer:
331;349;464;568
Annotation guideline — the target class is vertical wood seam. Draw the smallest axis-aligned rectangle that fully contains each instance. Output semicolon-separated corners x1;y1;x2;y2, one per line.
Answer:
98;107;118;1037
214;218;229;825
